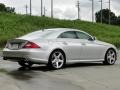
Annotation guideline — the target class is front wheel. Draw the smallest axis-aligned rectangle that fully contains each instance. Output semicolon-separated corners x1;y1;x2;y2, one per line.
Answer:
103;49;117;65
48;50;66;69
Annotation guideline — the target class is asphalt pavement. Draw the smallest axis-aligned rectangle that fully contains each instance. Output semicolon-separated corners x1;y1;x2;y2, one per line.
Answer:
0;51;120;90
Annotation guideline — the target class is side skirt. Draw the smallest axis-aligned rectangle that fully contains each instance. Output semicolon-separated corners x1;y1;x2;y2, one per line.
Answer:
66;59;104;64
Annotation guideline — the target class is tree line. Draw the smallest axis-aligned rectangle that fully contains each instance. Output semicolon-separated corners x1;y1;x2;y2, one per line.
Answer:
0;3;15;13
95;9;120;25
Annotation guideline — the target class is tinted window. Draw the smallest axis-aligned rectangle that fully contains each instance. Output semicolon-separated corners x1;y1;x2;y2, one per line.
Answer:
58;31;77;39
76;31;92;40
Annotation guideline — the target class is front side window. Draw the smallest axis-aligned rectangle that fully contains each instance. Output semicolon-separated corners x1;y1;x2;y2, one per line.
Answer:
76;31;92;40
58;31;77;39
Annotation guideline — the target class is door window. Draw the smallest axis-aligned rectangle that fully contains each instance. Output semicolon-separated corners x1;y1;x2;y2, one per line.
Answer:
58;31;77;39
76;31;92;40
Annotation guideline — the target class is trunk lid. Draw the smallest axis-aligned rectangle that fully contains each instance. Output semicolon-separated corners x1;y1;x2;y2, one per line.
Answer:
7;39;27;50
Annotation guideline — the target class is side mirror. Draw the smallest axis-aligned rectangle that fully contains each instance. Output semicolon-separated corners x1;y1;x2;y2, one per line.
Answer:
88;37;97;41
93;37;97;40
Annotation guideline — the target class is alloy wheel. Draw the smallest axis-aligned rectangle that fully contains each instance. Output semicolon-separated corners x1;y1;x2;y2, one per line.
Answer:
49;50;65;69
104;49;116;65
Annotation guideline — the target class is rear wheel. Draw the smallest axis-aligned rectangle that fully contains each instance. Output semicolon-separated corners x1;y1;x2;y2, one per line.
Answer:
18;61;33;67
103;49;117;65
48;50;66;69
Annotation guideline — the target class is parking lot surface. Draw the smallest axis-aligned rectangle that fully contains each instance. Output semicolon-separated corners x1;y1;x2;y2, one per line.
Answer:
0;51;120;90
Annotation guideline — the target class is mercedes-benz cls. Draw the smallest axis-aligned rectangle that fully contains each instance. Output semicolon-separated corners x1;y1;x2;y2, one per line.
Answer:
3;28;117;69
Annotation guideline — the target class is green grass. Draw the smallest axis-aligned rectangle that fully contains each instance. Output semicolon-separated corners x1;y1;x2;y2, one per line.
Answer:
0;13;120;48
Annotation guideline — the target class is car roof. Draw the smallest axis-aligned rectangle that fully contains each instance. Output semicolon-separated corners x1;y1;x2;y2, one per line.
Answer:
43;28;81;32
18;28;91;40
39;28;91;39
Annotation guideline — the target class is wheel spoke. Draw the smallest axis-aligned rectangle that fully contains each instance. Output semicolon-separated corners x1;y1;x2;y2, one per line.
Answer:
111;57;115;61
111;52;115;57
57;53;62;58
53;53;57;59
110;51;115;56
107;55;111;59
52;59;56;64
109;59;113;64
108;51;111;56
111;59;115;64
58;59;63;63
56;62;59;68
107;53;115;64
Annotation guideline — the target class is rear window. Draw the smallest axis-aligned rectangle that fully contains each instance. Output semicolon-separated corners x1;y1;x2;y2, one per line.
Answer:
22;30;54;38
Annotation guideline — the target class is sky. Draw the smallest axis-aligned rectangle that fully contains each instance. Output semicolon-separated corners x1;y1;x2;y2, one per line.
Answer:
0;0;120;21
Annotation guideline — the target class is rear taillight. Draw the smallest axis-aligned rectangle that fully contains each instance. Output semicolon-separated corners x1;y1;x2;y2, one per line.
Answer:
23;41;40;48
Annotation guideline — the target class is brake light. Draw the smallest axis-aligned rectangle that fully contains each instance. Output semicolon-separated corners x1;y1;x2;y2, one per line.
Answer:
23;41;40;48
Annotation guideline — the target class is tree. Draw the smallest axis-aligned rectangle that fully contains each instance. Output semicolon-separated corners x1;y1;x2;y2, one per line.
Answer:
95;9;117;24
0;3;15;13
116;16;120;25
6;7;15;13
0;3;7;12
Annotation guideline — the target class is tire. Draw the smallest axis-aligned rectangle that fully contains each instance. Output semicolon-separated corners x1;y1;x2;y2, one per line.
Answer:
103;49;117;65
48;50;66;69
18;61;33;67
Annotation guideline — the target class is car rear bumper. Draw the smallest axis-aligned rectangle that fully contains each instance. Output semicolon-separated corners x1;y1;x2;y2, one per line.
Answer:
2;48;49;64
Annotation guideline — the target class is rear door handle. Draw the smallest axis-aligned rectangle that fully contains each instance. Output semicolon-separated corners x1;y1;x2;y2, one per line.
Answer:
62;42;68;45
81;43;86;46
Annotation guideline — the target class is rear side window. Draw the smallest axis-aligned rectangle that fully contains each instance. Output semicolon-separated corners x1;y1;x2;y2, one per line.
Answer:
58;31;77;39
76;31;92;40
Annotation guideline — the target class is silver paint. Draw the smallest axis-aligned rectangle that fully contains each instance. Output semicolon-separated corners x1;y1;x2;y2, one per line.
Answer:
2;28;118;65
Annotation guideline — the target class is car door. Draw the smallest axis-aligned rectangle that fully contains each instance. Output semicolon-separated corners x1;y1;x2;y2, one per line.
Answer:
57;31;83;60
75;31;104;60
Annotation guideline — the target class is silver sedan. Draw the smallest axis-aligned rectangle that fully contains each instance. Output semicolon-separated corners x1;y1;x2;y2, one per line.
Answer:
3;28;118;69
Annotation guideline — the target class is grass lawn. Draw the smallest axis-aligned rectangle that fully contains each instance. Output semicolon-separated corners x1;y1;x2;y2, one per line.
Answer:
0;13;120;48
